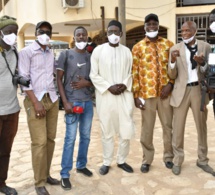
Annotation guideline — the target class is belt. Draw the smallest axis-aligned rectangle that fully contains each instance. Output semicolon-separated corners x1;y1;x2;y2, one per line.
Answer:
186;81;199;87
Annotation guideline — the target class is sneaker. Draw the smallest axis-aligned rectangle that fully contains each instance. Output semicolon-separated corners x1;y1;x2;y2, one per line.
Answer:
77;167;93;177
61;178;72;190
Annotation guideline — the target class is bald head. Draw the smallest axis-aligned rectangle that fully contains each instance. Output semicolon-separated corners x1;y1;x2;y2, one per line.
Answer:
181;21;197;45
182;21;197;32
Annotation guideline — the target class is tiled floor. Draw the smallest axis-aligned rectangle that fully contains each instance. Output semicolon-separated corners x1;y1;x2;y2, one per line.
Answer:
5;94;215;195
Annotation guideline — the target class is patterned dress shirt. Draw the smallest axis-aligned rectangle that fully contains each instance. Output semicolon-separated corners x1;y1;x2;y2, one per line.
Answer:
132;36;174;99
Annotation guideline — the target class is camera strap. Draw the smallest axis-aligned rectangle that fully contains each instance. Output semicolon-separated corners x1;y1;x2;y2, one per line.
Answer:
200;81;207;112
1;47;18;78
1;51;14;77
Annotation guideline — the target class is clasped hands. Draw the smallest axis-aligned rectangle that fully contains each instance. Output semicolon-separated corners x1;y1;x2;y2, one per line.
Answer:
108;84;127;95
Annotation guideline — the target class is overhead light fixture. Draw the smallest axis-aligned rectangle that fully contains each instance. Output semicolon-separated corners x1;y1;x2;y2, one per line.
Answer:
64;23;91;26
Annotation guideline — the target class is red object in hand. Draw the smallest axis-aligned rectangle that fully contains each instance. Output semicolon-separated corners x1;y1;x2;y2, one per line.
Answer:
73;106;83;114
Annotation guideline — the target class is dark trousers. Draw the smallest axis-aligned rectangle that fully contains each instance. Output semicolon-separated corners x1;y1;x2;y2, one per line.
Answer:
0;111;19;187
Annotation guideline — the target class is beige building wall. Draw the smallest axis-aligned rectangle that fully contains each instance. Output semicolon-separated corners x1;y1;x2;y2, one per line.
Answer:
0;0;214;50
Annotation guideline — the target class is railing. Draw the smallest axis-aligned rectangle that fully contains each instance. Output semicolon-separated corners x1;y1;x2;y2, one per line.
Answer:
176;0;215;7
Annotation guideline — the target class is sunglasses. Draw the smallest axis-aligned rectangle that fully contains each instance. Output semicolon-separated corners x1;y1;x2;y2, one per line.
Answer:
38;29;52;36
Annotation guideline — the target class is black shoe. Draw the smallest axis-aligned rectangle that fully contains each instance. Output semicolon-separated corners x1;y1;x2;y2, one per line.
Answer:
61;178;72;191
0;185;17;195
140;164;150;173
47;176;60;185
117;163;134;173
35;186;50;195
196;162;214;174
99;165;109;175
77;167;93;177
165;161;174;169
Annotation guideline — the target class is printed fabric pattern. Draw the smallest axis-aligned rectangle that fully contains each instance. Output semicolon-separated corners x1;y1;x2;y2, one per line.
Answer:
132;36;174;99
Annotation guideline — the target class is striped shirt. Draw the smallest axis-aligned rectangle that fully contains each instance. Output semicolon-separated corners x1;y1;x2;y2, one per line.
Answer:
18;41;58;102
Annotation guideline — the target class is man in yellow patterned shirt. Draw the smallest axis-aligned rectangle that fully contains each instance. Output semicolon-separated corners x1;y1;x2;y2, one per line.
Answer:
132;13;174;173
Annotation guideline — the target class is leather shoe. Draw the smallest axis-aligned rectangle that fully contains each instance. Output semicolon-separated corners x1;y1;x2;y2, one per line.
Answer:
140;164;150;173
165;161;174;169
0;185;17;195
99;165;109;175
172;165;181;175
196;162;214;174
47;176;60;185
35;186;50;195
117;163;133;173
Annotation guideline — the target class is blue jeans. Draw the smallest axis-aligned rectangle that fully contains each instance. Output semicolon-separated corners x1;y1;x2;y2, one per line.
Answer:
60;101;93;178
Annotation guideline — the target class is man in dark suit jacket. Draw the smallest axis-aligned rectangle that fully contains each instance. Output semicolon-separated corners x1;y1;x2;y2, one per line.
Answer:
168;21;214;176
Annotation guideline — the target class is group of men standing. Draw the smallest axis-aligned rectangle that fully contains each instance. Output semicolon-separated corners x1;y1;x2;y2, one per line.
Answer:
1;8;215;195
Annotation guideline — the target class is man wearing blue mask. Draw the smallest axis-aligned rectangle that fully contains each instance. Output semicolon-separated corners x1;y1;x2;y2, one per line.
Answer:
168;21;213;176
0;15;20;195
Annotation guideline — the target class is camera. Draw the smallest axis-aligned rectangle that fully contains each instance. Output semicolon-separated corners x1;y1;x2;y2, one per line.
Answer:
205;53;215;88
205;65;215;88
12;74;30;87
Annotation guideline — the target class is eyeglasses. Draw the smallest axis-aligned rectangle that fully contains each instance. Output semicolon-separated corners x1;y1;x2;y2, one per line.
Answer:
37;29;52;36
107;30;121;36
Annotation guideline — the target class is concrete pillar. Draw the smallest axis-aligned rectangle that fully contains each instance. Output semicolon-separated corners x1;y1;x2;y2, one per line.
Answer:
17;32;25;51
118;0;126;45
1;0;4;15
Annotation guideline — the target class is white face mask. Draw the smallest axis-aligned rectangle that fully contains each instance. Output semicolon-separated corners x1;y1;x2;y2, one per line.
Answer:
108;34;120;44
88;42;92;45
37;34;50;45
182;35;195;44
1;31;17;46
210;22;215;33
145;31;158;38
75;41;87;50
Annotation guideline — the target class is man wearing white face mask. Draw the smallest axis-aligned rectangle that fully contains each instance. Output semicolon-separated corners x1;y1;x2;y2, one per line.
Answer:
0;15;20;195
208;9;215;112
57;26;94;190
168;21;213;176
209;8;215;34
132;13;174;174
90;20;135;175
18;21;59;195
